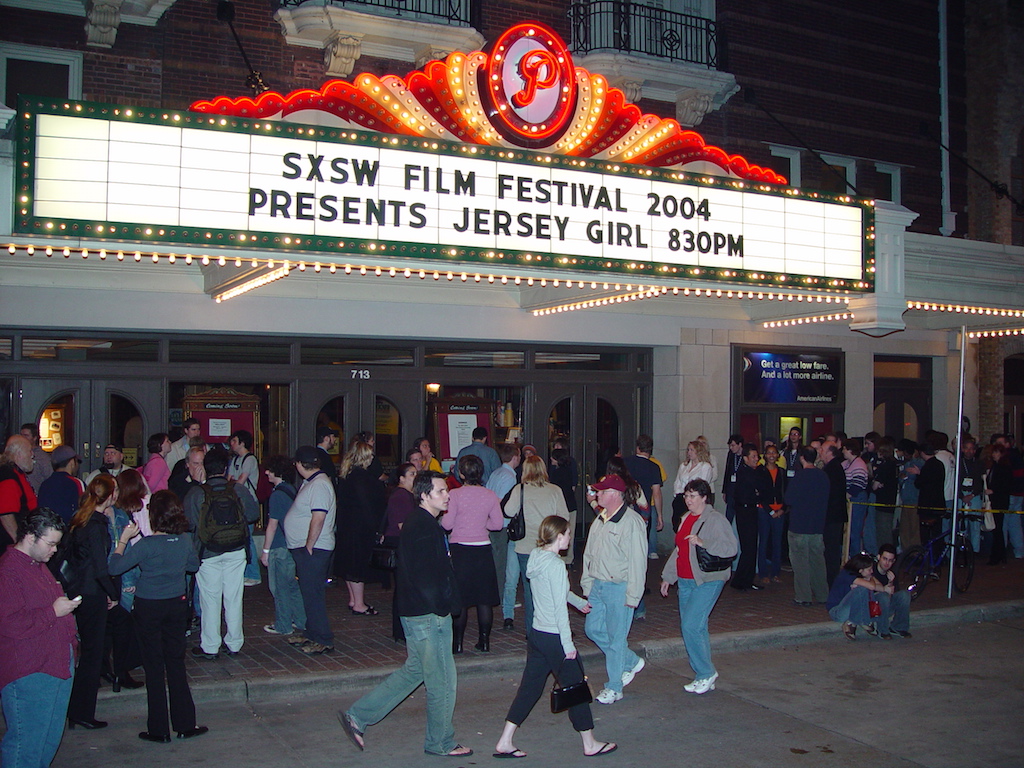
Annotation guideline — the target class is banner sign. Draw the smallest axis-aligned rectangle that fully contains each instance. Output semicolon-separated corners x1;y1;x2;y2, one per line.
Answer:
14;103;872;290
741;350;842;405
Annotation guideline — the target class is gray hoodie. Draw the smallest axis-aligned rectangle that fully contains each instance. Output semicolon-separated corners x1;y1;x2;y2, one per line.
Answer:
526;547;588;655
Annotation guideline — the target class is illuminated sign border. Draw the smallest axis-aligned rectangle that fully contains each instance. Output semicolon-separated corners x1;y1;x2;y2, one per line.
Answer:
13;98;876;292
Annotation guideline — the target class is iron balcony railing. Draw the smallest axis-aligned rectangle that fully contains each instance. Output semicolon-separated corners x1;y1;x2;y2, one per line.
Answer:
569;1;719;68
275;0;477;27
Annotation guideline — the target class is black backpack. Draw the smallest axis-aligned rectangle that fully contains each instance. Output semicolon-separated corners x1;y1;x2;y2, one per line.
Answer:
197;480;248;554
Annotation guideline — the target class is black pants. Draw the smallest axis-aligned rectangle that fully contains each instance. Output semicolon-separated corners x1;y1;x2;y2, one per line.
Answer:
732;505;759;589
506;630;594;732
105;604;140;677
134;595;197;737
68;593;107;721
823;519;845;588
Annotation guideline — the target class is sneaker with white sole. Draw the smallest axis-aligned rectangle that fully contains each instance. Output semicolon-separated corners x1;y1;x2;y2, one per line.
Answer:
621;657;645;687
263;624;291;635
595;688;623;704
683;672;718;694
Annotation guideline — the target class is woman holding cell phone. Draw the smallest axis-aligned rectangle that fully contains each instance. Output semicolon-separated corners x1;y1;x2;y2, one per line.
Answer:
109;490;205;743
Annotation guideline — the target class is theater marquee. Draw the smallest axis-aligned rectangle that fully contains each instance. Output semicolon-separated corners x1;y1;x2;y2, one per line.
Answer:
13;23;873;291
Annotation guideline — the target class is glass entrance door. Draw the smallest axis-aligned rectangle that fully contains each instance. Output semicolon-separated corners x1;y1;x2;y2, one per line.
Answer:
20;378;163;476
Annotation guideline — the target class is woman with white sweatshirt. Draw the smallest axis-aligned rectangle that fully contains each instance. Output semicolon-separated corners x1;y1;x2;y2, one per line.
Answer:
493;516;617;759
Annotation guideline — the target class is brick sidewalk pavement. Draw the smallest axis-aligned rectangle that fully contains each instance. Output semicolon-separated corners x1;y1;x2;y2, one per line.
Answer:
172;553;1024;688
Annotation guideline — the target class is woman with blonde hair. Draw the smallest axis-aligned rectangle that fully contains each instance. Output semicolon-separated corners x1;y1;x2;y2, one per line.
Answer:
494;515;616;758
672;441;716;532
337;441;386;615
502;455;569;632
65;475;121;729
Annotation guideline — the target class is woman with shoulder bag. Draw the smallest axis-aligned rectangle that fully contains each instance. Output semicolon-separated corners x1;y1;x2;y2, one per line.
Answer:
503;456;569;633
493;516;616;759
659;478;737;695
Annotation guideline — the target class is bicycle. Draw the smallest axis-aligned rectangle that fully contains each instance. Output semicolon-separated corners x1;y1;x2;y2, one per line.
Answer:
896;513;978;600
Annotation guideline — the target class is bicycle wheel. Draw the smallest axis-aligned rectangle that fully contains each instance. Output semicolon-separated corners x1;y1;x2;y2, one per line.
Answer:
897;545;929;600
952;537;975;594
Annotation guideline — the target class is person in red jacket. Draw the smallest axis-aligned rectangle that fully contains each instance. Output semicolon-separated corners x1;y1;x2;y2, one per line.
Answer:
0;435;38;554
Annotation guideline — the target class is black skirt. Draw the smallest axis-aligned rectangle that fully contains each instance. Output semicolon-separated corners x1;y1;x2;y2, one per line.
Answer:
449;543;500;607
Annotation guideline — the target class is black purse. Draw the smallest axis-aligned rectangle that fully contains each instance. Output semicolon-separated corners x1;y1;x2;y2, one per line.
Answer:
550;657;592;713
370;534;398;571
507;484;526;542
693;520;733;572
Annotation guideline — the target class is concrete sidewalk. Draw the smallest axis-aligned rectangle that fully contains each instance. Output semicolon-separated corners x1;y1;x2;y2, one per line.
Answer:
96;555;1024;710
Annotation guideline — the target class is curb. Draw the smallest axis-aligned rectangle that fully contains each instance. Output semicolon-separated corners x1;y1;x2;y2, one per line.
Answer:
97;599;1024;711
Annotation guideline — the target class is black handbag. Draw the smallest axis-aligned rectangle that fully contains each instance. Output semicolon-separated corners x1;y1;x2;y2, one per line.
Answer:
693;521;733;572
507;484;526;541
370;536;398;570
550;657;592;713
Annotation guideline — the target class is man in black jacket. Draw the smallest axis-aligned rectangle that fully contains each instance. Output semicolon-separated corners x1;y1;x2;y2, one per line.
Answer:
730;444;767;591
338;471;473;758
823;445;848;587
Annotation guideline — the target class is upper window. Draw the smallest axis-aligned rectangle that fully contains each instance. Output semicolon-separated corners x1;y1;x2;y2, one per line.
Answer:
0;42;83;111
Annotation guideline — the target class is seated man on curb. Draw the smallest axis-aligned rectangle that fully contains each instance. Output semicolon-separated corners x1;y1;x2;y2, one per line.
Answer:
825;553;884;641
872;544;912;639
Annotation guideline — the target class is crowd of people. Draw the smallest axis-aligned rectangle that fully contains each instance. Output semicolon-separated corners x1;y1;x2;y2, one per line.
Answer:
2;418;1022;765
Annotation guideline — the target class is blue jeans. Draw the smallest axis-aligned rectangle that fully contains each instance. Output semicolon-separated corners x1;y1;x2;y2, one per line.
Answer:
1006;497;1024;557
848;491;876;557
676;579;725;680
502;541;519;621
875;589;911;635
828;585;872;626
291;547;334;646
347;613;458;755
268;547;306;634
244;527;261;582
1;665;74;768
757;508;784;579
962;495;982;553
584;579;640;694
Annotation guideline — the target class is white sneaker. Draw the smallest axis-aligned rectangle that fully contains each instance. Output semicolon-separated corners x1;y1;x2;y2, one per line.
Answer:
684;672;718;694
263;624;291;635
648;552;660;560
243;578;261;587
595;688;623;704
621;656;645;687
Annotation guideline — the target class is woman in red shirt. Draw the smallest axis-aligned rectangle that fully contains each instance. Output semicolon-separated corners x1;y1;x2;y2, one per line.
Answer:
659;478;736;695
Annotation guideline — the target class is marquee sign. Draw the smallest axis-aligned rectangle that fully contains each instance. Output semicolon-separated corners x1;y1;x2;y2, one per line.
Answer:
12;24;874;291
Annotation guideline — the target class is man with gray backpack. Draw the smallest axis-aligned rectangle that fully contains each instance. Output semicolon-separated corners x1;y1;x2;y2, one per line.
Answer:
184;447;259;660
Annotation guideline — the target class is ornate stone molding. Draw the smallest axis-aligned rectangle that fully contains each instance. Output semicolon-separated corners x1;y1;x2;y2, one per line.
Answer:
607;78;643;104
275;4;484;74
324;33;363;79
85;0;123;48
575;52;738;127
2;0;177;26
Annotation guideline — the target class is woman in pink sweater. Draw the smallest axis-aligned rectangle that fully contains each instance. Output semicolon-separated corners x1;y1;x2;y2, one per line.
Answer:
441;454;504;653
